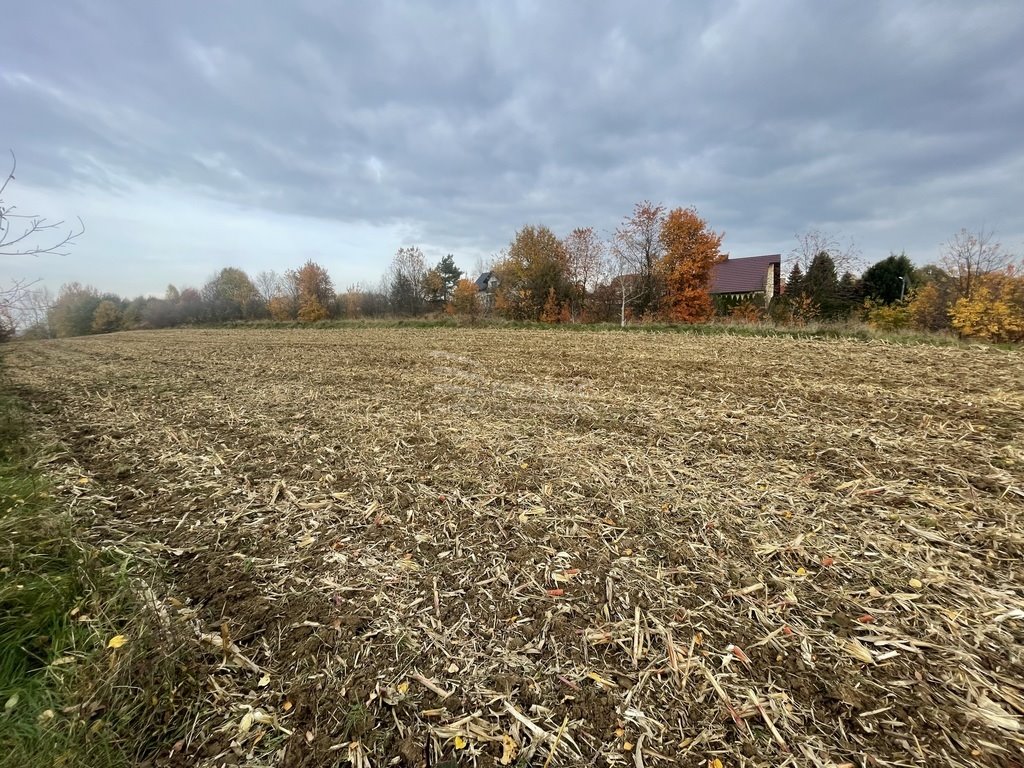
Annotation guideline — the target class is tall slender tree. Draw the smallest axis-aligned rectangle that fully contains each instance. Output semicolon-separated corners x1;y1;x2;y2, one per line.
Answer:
613;202;665;317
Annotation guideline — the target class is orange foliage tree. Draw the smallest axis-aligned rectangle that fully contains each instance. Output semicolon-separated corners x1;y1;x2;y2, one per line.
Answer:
494;225;570;321
447;278;482;321
658;207;724;323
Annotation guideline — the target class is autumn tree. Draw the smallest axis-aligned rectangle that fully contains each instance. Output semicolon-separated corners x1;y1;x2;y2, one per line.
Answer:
906;265;954;331
563;227;606;322
613;202;665;317
422;268;446;308
658;207;724;323
288;260;335;322
202;267;259;321
949;266;1024;342
940;228;1013;300
448;278;482;322
91;299;122;334
48;283;101;337
494;225;570;321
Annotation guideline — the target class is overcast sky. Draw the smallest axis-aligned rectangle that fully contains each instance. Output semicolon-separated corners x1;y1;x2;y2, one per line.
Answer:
2;1;1022;297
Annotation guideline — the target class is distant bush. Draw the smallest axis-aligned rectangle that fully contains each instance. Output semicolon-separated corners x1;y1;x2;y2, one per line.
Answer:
865;299;913;332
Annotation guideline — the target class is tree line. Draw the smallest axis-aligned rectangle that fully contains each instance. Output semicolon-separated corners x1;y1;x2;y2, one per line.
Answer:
11;199;1024;343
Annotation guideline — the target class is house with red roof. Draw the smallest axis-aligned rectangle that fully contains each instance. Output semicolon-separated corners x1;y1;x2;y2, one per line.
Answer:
710;254;781;307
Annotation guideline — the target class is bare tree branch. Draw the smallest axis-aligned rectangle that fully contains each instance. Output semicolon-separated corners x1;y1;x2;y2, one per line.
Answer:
791;229;861;275
0;150;83;338
939;227;1012;300
0;150;85;257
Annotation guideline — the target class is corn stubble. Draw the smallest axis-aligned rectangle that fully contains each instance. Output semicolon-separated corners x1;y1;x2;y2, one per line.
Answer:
5;327;1023;767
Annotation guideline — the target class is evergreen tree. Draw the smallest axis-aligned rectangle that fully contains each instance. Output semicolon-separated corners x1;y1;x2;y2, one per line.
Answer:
786;263;805;296
436;254;463;302
861;252;914;304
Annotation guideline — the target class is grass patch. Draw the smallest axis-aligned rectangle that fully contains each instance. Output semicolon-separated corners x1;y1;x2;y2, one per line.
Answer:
0;383;200;767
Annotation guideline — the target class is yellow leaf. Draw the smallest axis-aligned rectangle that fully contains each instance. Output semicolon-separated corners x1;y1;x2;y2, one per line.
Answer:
106;635;128;649
500;734;518;765
519;463;529;469
397;681;410;695
795;567;807;577
710;759;725;768
909;578;923;589
454;735;467;750
623;741;634;751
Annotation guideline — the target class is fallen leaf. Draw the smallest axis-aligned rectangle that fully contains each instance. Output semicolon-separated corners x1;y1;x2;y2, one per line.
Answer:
282;700;293;712
4;693;18;714
257;674;270;687
547;588;564;597
909;578;923;589
795;567;807;577
106;635;128;649
857;614;876;624
820;556;835;567
623;741;634;751
500;734;518;765
454;734;467;750
397;681;410;695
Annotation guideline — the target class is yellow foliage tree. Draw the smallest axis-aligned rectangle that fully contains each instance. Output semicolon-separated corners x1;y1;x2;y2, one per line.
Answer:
297;296;329;322
907;283;951;331
291;261;334;322
949;269;1024;342
268;295;294;321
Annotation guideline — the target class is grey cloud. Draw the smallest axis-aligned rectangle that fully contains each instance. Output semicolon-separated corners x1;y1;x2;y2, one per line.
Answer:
1;0;1022;295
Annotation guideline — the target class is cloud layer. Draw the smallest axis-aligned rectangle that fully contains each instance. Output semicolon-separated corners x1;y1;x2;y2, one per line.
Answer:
2;0;1022;294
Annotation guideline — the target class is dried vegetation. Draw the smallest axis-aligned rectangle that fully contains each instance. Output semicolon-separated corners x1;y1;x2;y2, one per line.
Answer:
4;328;1024;767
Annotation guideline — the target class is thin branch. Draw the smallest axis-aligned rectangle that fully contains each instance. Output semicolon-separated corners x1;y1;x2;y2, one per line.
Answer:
0;150;85;257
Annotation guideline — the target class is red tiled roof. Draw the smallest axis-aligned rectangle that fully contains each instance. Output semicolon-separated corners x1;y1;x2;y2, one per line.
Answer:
710;254;781;294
